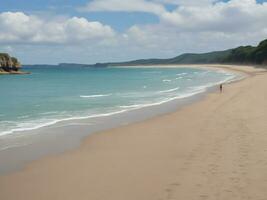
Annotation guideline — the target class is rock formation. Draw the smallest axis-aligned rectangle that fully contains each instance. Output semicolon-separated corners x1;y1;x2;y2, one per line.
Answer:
0;53;23;74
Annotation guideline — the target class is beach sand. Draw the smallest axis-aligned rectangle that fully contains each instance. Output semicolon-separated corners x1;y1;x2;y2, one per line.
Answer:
0;70;30;75
0;65;267;200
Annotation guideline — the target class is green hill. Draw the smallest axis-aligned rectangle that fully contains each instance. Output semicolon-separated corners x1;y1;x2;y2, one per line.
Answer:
225;39;267;65
81;38;266;67
26;38;267;68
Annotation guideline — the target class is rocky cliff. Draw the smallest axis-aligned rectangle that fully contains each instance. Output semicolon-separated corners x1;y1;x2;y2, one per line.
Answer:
0;53;22;74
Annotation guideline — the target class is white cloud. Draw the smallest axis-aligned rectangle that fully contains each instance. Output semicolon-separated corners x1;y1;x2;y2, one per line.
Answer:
80;0;267;34
2;0;267;64
79;0;166;15
154;0;216;6
116;0;267;60
80;0;217;15
160;0;267;33
0;12;115;45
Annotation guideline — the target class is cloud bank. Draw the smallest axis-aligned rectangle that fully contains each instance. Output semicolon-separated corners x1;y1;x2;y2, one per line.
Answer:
0;12;115;45
80;0;166;15
1;0;267;64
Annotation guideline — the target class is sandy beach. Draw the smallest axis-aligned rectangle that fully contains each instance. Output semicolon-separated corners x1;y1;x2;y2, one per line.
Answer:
0;64;267;200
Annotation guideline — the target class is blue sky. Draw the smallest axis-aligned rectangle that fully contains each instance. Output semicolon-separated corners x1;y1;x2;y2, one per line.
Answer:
0;0;159;32
0;0;267;64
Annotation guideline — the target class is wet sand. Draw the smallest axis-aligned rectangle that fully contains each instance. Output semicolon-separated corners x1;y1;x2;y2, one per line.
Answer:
0;65;267;200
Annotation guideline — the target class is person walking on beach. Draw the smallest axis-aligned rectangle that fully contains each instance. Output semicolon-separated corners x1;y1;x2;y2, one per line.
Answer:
220;84;223;93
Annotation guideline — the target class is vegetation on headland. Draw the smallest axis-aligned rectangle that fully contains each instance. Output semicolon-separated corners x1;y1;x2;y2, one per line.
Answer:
225;39;267;65
96;39;267;67
0;53;27;74
41;38;266;68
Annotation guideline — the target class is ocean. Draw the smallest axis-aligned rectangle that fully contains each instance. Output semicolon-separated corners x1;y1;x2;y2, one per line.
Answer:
0;66;238;138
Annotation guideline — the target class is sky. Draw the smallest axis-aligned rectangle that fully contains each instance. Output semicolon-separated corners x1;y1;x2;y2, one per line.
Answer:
0;0;267;64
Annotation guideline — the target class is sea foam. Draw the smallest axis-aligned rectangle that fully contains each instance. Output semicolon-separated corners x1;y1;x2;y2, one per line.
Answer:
0;67;240;139
80;94;112;98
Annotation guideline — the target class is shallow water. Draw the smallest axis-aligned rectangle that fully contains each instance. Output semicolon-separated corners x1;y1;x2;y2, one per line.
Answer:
0;66;236;137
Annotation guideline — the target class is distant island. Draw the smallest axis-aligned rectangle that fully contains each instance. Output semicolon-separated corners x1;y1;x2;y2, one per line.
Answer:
26;38;267;69
0;53;28;74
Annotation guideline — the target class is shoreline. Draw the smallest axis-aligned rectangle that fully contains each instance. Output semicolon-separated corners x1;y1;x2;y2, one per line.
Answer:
1;64;267;200
0;80;226;174
0;70;30;75
0;64;243;175
0;64;244;137
114;63;264;74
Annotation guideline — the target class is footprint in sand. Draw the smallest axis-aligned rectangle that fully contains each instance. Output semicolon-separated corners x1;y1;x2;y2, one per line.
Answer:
165;188;173;199
170;182;180;186
199;194;209;200
162;182;181;200
196;183;203;187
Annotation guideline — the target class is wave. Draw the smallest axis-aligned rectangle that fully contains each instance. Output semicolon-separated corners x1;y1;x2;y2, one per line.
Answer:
163;79;172;82
0;109;128;137
157;87;180;93
0;70;240;138
80;94;112;98
119;104;142;109
176;72;188;76
119;87;179;98
118;89;209;113
0;84;210;137
17;115;30;119
40;111;59;115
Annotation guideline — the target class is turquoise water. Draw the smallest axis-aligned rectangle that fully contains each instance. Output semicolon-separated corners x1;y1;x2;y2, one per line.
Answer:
0;66;237;137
